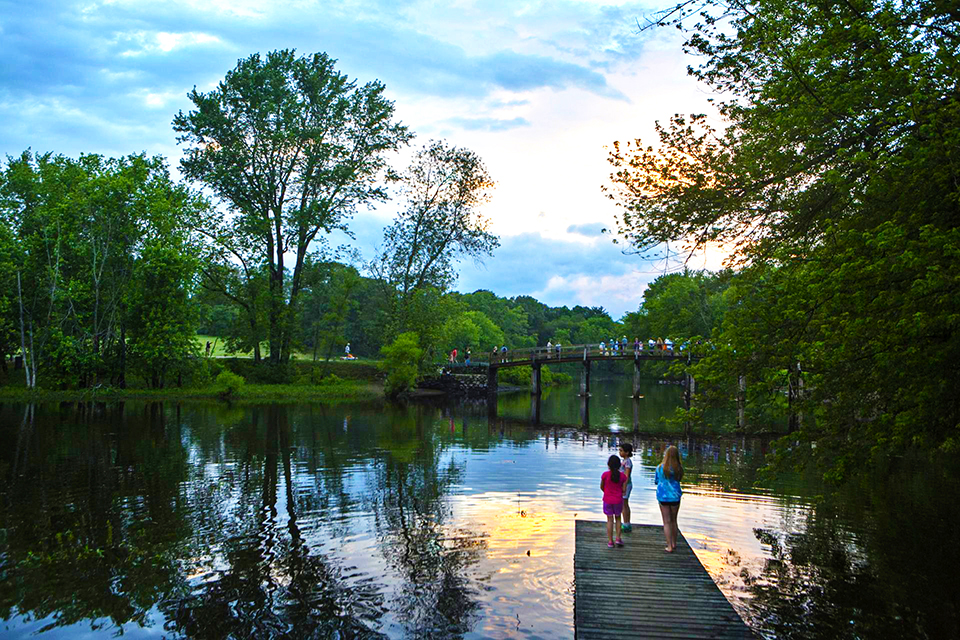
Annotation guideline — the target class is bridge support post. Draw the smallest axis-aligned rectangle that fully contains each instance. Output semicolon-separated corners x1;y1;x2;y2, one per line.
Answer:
531;362;542;395
487;366;498;395
737;374;746;429
580;394;590;427
632;397;640;431
633;359;642;398
580;360;591;396
530;392;541;424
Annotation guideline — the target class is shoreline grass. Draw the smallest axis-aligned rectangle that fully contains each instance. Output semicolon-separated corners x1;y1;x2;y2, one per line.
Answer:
0;381;384;404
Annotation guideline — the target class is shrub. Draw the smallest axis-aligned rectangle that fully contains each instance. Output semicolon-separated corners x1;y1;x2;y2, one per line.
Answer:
379;332;423;398
191;358;224;388
215;370;246;398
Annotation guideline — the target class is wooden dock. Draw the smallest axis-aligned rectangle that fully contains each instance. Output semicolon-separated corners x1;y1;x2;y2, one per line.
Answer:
574;520;755;639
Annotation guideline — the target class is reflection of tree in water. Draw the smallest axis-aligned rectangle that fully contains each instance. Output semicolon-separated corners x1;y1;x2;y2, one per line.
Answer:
745;458;960;639
168;405;386;639
371;406;486;639
0;402;191;632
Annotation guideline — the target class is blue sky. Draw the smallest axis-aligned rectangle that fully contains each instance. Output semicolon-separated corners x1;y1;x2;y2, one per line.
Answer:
0;0;722;319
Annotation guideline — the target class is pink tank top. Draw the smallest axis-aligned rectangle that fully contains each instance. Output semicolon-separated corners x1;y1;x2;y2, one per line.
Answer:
602;470;625;504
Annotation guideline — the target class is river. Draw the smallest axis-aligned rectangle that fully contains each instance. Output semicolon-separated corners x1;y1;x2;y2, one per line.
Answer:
1;377;957;639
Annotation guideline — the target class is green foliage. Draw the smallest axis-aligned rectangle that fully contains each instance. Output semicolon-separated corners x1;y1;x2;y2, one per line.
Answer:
214;370;246;397
174;49;412;365
497;365;573;386
190;358;224;388
438;310;505;356
0;151;205;389
379;332;423;398
607;0;960;478
126;241;200;388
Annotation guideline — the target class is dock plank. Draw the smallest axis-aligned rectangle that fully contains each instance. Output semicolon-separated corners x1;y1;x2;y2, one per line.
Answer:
574;520;755;639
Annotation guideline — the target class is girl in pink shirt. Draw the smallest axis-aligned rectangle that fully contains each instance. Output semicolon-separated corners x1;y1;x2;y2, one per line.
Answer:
600;455;627;547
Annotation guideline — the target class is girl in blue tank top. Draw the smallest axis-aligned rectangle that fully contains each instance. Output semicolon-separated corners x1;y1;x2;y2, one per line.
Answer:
655;445;683;552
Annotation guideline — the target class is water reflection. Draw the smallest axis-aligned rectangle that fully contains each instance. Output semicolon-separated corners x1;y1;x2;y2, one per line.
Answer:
0;394;957;639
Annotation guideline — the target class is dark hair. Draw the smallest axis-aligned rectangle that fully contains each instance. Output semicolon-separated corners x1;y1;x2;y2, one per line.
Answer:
607;455;621;484
619;442;633;457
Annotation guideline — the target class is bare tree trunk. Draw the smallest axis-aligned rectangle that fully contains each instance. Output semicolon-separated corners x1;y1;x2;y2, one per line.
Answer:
17;272;35;388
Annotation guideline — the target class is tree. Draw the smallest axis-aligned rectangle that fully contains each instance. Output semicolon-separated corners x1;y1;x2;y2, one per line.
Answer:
174;49;413;365
126;240;200;388
371;140;498;338
606;0;960;477
0;151;204;389
438;310;505;357
379;332;423;398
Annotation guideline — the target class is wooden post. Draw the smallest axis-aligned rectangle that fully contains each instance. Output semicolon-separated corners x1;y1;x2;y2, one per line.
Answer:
633;358;642;398
530;392;541;424
580;394;590;427
580;359;591;396
532;362;542;395
632;397;640;431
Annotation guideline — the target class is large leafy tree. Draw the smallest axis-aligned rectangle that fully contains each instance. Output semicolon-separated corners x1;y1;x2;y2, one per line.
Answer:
606;0;960;476
174;49;413;364
370;140;499;360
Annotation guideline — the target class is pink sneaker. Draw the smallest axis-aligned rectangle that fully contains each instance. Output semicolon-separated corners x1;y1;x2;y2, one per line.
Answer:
607;541;615;548
615;538;624;547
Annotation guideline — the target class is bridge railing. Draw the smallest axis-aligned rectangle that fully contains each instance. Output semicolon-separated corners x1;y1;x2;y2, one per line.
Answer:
485;342;688;365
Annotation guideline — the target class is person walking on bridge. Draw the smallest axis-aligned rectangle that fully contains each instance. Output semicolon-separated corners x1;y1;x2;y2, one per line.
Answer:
546;340;553;359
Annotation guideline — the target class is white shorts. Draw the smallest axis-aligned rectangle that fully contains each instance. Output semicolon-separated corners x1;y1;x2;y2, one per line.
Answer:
623;481;633;500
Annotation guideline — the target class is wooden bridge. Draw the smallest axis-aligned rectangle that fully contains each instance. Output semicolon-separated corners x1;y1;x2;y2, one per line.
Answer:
574;520;755;639
479;343;696;399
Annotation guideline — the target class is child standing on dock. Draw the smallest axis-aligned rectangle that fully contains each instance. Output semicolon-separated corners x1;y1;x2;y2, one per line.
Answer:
618;443;634;532
601;455;627;548
655;445;684;552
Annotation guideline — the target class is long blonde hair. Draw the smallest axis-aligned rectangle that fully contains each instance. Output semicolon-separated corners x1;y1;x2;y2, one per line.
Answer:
661;445;683;481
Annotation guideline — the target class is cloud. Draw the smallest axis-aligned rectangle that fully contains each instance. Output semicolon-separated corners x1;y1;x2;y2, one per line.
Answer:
0;0;650;158
445;116;531;132
454;231;662;318
566;222;607;237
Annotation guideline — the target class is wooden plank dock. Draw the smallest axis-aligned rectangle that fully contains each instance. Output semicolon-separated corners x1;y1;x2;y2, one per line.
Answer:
574;520;755;639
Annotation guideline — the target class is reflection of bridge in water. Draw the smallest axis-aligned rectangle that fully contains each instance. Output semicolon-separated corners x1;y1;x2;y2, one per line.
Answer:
471;343;697;428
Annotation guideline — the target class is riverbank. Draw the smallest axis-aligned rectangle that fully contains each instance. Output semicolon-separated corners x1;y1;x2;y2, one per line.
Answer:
0;381;384;403
0;357;385;403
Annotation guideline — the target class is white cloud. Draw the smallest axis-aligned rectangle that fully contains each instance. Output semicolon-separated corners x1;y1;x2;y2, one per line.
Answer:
120;30;222;57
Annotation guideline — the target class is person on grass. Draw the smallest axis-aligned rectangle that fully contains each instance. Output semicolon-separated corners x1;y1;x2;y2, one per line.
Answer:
618;443;634;532
656;445;684;552
601;455;627;548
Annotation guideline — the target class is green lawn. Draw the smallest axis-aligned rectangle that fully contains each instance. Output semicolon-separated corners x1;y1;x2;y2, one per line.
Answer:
193;335;376;363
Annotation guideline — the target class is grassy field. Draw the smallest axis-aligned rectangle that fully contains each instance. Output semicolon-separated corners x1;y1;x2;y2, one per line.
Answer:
193;334;375;364
0;348;385;402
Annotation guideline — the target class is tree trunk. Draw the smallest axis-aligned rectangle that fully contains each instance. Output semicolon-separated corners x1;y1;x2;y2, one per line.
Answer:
118;321;127;389
17;272;34;389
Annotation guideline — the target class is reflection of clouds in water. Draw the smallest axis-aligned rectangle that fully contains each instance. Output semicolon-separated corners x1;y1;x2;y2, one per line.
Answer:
448;492;577;633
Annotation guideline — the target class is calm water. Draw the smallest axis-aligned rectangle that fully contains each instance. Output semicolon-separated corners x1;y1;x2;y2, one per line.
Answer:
1;379;957;639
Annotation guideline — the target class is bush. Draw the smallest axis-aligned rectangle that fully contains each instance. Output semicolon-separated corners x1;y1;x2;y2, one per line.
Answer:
191;358;224;388
215;370;246;398
379;332;423;398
